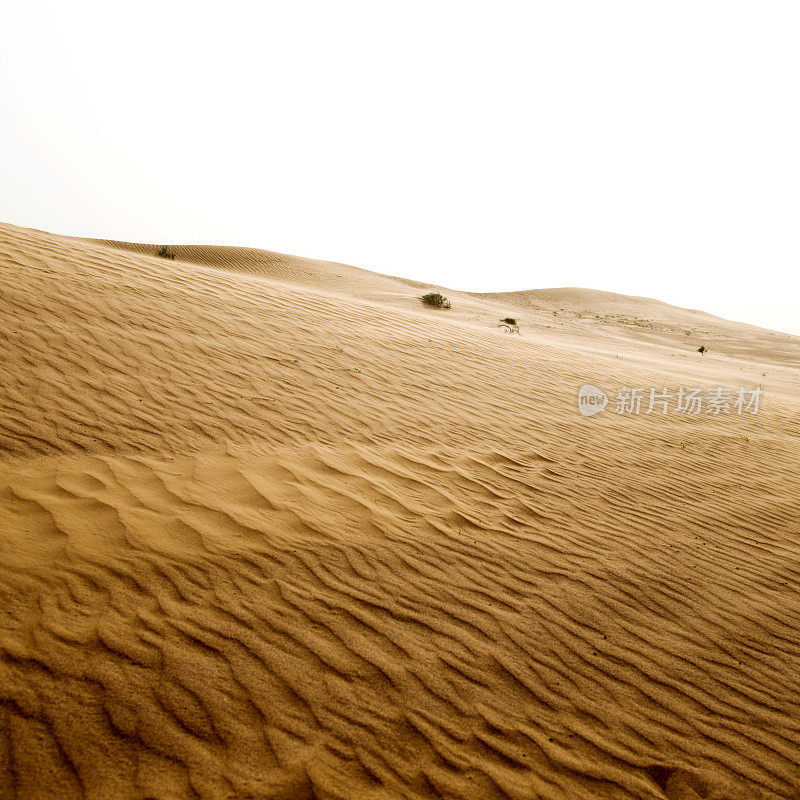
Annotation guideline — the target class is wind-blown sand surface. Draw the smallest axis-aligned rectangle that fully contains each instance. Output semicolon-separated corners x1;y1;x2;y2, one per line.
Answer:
1;221;799;799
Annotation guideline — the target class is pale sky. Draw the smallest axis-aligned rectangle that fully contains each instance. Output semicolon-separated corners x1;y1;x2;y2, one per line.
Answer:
1;1;798;335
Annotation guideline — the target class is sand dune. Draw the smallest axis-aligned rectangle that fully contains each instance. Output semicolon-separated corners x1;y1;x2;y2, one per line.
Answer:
1;221;800;799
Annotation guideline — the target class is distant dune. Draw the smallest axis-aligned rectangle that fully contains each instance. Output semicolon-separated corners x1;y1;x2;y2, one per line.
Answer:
1;221;799;799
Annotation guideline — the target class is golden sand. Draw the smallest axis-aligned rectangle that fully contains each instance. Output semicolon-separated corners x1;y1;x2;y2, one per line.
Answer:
1;222;799;799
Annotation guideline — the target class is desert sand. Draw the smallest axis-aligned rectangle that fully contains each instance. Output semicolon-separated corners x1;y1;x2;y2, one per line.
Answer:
1;221;799;800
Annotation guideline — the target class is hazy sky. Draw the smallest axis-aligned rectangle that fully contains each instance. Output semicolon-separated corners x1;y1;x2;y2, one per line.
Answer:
2;2;798;335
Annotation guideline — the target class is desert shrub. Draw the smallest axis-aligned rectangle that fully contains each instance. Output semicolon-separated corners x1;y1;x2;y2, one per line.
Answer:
156;245;176;260
697;345;706;354
420;292;451;309
501;317;517;325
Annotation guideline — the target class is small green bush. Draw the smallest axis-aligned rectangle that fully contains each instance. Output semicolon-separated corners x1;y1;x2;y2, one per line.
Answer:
420;292;451;309
697;345;706;354
156;245;176;260
501;317;517;325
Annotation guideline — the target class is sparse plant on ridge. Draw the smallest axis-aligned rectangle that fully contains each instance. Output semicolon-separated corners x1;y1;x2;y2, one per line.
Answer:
499;317;520;334
156;245;176;260
420;292;451;309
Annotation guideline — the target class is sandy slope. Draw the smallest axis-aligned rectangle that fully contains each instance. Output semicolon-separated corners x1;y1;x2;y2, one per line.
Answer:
1;222;799;800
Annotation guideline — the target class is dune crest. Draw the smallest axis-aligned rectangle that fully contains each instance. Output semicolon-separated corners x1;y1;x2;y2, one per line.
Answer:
1;222;799;799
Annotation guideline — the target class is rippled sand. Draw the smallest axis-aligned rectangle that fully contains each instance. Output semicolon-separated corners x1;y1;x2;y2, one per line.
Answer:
1;222;799;799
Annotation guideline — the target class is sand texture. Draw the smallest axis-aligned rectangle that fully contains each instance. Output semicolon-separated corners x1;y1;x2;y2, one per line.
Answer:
1;222;800;799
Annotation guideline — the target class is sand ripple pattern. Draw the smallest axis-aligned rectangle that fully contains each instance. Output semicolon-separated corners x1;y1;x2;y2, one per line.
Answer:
1;447;799;799
1;224;799;799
